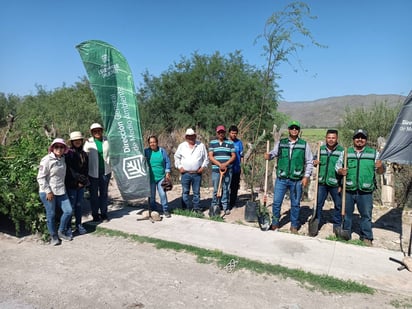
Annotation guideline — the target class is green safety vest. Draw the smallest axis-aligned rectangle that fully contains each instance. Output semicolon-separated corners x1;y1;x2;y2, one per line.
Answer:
346;147;377;192
318;144;344;187
276;138;306;180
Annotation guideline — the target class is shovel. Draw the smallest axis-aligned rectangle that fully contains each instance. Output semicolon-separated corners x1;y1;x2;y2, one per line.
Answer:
308;143;321;237
258;140;271;231
334;148;351;240
209;169;225;217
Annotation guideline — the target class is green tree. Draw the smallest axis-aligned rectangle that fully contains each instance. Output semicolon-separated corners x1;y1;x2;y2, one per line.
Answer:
12;79;100;142
0;119;49;236
244;1;326;200
138;51;275;139
339;101;402;147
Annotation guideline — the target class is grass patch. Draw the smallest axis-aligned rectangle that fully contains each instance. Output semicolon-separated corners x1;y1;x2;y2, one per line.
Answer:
326;235;368;246
95;226;374;295
172;208;225;222
172;208;204;218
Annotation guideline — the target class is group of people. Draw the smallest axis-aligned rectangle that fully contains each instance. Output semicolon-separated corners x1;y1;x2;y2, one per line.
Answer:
265;120;384;246
38;119;383;247
155;125;244;217
37;123;111;246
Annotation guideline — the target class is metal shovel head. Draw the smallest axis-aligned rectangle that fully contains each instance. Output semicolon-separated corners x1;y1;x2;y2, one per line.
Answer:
258;213;271;231
334;226;351;241
209;205;221;217
308;217;319;237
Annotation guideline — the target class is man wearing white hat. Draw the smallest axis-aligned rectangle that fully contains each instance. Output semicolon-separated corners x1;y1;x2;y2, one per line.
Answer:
83;123;112;222
174;128;209;213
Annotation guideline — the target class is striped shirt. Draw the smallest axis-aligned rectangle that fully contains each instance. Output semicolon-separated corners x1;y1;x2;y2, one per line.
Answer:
208;139;235;172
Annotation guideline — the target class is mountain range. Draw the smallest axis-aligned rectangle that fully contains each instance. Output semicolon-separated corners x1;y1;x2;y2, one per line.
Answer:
278;94;405;128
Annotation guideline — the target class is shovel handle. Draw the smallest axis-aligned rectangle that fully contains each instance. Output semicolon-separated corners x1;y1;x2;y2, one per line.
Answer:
341;148;348;217
263;140;270;204
313;143;321;210
217;169;225;198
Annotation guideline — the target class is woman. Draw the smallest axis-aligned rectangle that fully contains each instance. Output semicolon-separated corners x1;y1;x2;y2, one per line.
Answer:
37;138;73;245
83;123;111;222
65;131;89;235
144;136;172;218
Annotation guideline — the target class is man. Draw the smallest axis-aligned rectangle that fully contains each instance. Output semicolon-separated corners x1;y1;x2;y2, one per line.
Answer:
336;129;384;246
208;125;236;215
228;125;244;209
174;128;209;213
313;129;344;233
264;120;313;233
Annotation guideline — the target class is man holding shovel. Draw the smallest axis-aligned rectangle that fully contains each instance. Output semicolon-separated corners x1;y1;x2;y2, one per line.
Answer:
264;120;313;233
336;129;385;246
209;125;236;216
312;129;344;233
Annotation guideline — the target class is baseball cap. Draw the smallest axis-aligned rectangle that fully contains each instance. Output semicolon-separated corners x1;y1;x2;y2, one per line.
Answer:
353;129;368;139
288;120;301;129
185;128;196;135
216;125;226;132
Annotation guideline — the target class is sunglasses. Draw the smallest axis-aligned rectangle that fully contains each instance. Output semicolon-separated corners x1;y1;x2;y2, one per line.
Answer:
354;136;366;140
289;126;300;131
217;131;226;134
54;145;65;150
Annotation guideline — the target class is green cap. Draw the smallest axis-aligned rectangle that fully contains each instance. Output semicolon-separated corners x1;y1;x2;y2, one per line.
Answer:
288;120;301;129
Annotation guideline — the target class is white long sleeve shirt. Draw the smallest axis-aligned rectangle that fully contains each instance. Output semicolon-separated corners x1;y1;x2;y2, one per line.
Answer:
37;152;66;195
174;141;209;172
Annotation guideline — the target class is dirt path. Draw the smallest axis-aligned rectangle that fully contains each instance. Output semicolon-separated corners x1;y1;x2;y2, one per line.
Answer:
0;232;407;309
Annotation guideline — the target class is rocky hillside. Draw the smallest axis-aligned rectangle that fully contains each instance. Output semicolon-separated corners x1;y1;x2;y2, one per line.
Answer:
278;94;405;128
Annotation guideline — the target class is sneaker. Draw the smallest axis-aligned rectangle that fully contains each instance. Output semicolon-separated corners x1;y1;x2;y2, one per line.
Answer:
101;214;110;223
50;236;61;246
58;230;72;241
163;211;171;218
224;209;231;215
77;224;87;235
290;227;298;234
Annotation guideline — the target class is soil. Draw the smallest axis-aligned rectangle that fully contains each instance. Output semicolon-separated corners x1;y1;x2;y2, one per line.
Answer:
1;179;411;308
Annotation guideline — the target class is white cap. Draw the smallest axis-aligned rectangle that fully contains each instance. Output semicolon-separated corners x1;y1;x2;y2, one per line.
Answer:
185;128;196;135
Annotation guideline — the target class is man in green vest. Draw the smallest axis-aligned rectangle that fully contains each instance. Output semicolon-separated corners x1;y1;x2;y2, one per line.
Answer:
264;120;313;233
336;129;384;246
313;129;344;234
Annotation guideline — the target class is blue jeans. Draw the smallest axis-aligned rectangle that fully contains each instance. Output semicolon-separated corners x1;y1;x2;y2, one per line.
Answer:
181;173;202;210
67;187;85;227
89;173;111;219
343;191;373;240
150;178;168;212
316;185;342;227
40;192;72;237
272;178;303;228
211;169;232;211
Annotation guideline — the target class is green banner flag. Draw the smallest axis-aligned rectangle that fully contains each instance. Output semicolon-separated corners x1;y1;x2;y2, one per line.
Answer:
76;40;150;199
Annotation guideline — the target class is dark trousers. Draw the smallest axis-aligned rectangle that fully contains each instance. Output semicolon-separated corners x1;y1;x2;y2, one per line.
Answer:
230;171;241;209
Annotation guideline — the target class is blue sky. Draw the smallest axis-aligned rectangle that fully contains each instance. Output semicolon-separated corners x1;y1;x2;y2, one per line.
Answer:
1;0;411;102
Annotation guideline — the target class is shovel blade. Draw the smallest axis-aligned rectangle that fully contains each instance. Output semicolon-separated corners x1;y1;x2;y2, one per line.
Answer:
308;218;319;237
334;226;351;241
